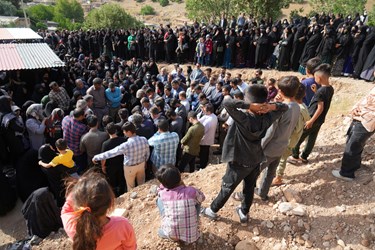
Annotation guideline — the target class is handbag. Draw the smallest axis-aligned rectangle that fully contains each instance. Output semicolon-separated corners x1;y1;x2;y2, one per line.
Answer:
217;46;224;52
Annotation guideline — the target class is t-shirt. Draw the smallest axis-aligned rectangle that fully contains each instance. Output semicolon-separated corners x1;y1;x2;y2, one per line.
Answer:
301;77;318;106
101;137;127;168
61;195;137;250
50;149;74;168
308;85;334;125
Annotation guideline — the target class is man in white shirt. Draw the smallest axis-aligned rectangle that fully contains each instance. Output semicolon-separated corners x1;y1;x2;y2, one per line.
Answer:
198;102;218;169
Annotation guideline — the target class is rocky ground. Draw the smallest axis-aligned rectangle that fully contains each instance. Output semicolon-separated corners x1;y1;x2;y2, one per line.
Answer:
1;68;374;250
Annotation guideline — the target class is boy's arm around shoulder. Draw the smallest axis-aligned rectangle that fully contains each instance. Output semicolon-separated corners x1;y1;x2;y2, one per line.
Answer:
267;102;289;123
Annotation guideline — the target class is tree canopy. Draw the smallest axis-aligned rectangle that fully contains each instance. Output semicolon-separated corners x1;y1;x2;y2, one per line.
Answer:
186;0;290;22
309;0;367;17
0;1;17;16
84;4;143;29
27;4;55;21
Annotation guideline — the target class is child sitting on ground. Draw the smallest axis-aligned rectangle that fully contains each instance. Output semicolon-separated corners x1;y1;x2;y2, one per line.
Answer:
61;170;136;250
38;139;77;176
289;63;334;164
156;164;205;244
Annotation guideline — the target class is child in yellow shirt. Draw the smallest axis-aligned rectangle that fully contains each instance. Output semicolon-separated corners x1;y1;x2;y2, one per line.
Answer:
39;139;77;175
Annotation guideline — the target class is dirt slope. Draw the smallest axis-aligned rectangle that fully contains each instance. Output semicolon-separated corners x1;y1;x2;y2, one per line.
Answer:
25;68;375;250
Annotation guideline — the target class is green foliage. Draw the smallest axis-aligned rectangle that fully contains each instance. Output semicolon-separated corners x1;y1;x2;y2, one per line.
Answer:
27;4;55;21
84;3;143;29
186;0;290;23
140;5;156;15
54;0;84;23
151;0;157;2
36;21;47;29
135;0;143;2
53;0;84;29
0;1;17;16
293;0;304;3
159;0;169;7
309;0;366;16
368;5;375;26
170;0;182;2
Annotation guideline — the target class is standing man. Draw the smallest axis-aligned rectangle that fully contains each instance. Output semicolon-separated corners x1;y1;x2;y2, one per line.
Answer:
198;103;218;169
48;82;70;113
80;115;109;168
87;78;108;125
105;82;122;123
332;86;375;181
62;108;89;173
93;122;150;191
148;119;179;172
178;111;205;173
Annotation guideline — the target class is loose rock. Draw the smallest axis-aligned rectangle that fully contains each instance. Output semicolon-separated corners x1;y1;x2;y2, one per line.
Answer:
235;240;259;250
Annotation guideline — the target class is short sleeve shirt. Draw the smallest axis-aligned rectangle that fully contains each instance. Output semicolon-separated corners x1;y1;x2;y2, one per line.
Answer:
50;149;74;168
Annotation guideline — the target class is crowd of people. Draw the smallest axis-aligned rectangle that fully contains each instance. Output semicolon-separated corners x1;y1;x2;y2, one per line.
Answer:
0;12;374;250
36;11;375;81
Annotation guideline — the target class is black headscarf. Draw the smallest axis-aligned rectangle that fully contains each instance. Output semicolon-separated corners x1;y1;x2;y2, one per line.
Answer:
38;144;57;163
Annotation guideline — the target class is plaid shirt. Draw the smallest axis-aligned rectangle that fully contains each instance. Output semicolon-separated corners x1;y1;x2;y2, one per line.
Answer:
49;87;71;111
158;185;205;243
148;131;179;168
62;115;88;155
93;135;150;166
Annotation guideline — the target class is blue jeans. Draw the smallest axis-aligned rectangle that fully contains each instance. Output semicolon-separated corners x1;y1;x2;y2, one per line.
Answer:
340;120;374;178
205;54;211;66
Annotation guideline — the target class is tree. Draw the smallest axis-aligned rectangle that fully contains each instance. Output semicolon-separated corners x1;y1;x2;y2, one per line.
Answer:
27;4;55;21
0;1;17;16
140;5;156;15
54;0;84;23
186;0;290;23
84;4;143;30
309;0;366;16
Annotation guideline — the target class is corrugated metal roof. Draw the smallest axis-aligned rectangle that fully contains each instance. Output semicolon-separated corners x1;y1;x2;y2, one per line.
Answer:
0;43;64;71
0;28;42;40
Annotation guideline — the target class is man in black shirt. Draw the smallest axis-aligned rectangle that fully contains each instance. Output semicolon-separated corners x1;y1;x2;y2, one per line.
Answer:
101;122;127;196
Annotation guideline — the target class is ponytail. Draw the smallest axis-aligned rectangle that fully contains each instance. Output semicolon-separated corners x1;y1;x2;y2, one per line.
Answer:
73;210;103;250
65;170;115;250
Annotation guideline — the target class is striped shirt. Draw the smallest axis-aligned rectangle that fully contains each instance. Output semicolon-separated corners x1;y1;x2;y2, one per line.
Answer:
62;115;88;155
93;135;150;166
148;131;179;168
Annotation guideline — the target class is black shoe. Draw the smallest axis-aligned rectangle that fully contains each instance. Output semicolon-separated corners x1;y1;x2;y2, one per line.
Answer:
213;150;222;155
236;207;249;224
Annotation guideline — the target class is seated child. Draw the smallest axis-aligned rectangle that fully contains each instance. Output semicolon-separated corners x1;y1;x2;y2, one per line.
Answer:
38;138;77;176
61;170;137;250
156;164;205;244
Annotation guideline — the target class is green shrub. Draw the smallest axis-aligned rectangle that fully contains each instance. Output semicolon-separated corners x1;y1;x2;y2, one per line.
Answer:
140;5;155;15
159;0;169;7
151;0;157;2
135;0;143;2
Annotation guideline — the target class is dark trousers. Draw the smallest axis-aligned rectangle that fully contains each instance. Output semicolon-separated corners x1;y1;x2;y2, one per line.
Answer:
211;161;260;215
199;145;210;169
73;153;87;175
178;152;196;173
106;165;126;197
292;123;322;160
340;120;374;178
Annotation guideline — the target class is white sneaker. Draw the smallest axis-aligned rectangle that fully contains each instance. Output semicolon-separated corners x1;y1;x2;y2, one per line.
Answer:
332;170;354;182
201;207;218;220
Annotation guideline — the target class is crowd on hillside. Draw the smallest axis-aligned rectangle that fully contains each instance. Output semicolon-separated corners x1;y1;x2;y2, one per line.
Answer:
35;11;375;81
0;11;374;250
